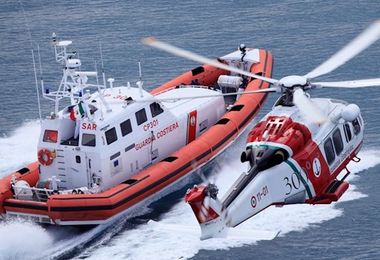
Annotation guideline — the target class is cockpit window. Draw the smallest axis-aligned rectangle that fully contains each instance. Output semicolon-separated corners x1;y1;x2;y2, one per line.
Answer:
105;127;117;145
43;130;58;143
82;133;96;147
150;102;164;118
352;118;361;135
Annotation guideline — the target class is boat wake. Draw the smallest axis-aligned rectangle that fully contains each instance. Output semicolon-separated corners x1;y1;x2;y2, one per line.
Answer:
0;120;40;177
0;122;379;260
0;220;53;260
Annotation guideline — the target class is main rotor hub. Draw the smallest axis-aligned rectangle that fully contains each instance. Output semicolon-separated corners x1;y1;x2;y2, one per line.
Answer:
278;75;308;88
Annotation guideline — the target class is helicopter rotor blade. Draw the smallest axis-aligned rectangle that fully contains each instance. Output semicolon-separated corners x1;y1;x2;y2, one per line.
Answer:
135;88;277;103
305;20;380;79
313;78;380;88
293;88;327;124
142;37;278;84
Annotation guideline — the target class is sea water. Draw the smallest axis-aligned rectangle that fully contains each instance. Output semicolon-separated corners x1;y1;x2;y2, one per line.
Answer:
1;0;380;259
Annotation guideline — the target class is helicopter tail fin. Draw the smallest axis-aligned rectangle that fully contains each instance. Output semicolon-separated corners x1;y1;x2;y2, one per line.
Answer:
185;184;227;240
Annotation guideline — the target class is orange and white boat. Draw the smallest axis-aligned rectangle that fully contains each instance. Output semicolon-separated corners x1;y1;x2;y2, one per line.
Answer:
0;35;273;225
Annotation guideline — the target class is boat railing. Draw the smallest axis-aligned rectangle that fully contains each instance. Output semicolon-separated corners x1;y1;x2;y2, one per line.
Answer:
39;34;112;115
13;185;55;202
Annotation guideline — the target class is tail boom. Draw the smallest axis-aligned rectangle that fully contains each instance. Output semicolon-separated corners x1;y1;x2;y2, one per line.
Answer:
185;185;227;240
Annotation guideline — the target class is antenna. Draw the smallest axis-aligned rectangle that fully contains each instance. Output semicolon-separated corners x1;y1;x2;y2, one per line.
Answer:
137;61;144;97
32;49;43;123
94;60;99;87
37;44;45;96
99;41;107;88
138;61;143;81
94;59;111;112
18;0;43;123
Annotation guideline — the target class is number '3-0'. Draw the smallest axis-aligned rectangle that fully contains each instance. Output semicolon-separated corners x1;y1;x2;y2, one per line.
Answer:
284;172;301;195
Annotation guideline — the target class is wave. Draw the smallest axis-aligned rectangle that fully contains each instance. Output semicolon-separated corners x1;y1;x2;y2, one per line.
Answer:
0;120;40;177
0;220;52;260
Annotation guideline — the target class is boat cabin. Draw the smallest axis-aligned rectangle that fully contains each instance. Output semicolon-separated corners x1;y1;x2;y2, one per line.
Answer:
38;83;227;192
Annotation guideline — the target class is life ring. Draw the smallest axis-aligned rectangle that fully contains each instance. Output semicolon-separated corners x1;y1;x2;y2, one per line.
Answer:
38;149;56;166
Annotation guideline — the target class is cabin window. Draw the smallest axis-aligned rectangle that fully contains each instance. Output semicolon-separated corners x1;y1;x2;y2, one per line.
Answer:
105;127;117;145
82;133;96;147
191;66;204;76
135;108;147;125
352;118;361;135
215;118;230;125
162;156;178;162
76;155;81;164
43;130;58;143
344;123;352;143
61;138;78;146
324;138;335;165
124;179;138;185
230;104;244;111
120;119;132;136
332;129;344;155
150;102;164;118
17;168;30;175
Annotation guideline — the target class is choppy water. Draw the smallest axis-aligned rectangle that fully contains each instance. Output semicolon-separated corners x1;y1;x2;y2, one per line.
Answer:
1;0;380;259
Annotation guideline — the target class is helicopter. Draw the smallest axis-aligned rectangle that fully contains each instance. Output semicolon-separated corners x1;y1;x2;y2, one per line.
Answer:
143;20;380;239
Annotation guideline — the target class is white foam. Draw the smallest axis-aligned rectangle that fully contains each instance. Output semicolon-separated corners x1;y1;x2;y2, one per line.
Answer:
85;149;380;260
0;122;51;260
0;120;41;177
0;220;53;260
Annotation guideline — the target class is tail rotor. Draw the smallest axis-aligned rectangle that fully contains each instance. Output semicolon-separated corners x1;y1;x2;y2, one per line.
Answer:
185;167;227;239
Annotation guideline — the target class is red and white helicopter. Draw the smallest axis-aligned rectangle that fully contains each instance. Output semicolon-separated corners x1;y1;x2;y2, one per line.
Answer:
145;20;380;239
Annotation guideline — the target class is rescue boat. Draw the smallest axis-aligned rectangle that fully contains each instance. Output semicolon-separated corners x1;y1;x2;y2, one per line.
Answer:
0;35;273;225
